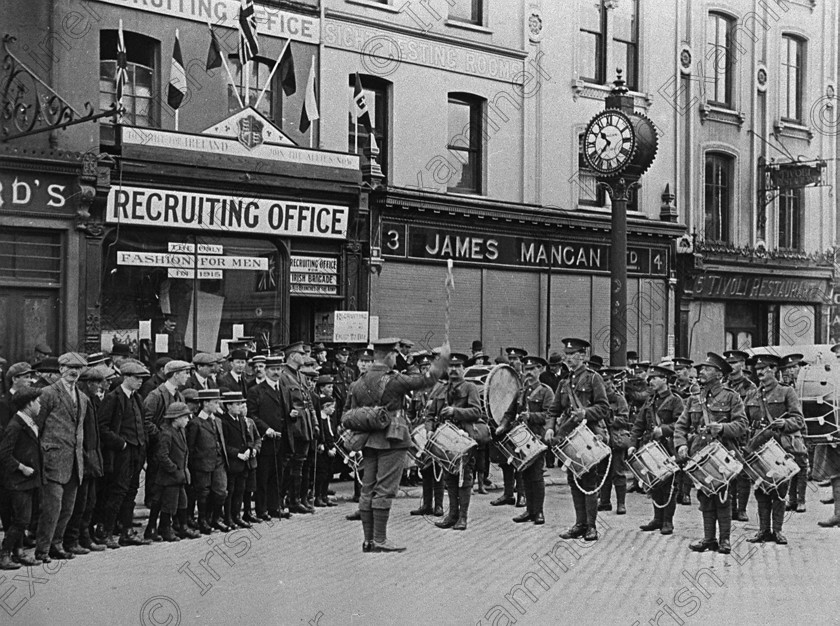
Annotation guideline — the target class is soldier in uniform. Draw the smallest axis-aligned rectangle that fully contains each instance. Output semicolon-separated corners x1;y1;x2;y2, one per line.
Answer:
629;364;684;535
505;347;528;374
779;353;809;513
496;356;553;525
671;357;698;505
425;353;484;531
743;354;805;545
408;354;445;516
545;338;610;542
598;368;631;515
724;350;756;522
674;353;747;554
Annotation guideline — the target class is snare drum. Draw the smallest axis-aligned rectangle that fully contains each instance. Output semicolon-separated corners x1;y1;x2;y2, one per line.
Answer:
335;431;363;474
410;425;433;470
426;423;478;474
738;438;800;493
684;441;743;496
551;422;610;479
498;423;547;472
627;441;679;493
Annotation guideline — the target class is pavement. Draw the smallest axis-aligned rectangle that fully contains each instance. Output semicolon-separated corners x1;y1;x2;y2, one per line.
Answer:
3;468;839;625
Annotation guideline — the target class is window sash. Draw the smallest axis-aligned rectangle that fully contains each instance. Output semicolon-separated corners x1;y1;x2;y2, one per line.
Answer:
449;0;482;24
447;98;481;193
99;60;156;127
347;84;389;178
229;61;274;119
778;188;803;250
782;36;803;121
707;14;733;106
704;155;731;242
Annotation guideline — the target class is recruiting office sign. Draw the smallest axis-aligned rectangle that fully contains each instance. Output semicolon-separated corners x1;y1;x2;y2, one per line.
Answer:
106;186;349;240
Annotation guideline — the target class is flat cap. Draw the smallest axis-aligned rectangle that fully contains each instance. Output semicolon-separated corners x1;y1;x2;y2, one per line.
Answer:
11;388;42;412
398;339;414;347
121;361;151;377
59;352;88;367
164;360;192;376
313;343;326;351
80;365;115;381
192;352;218;366
35;357;60;373
6;362;34;382
562;338;590;354
316;374;335;385
163;402;191;420
181;388;200;402
372;338;401;349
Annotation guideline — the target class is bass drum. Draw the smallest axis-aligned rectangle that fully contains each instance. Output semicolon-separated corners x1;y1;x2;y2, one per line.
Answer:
481;364;522;464
796;361;840;443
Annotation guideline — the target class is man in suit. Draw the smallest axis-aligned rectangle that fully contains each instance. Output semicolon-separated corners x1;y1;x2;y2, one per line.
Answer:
186;389;229;534
140;357;172;399
246;354;266;389
32;357;60;390
185;353;219;391
34;352;90;562
218;350;249;396
97;361;152;549
247;355;288;520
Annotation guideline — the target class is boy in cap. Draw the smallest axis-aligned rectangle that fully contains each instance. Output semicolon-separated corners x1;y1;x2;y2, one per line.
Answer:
0;388;44;568
674;353;747;554
314;375;338;507
219;391;253;528
156;402;192;542
186;389;229;534
1;362;35;431
545;338;610;542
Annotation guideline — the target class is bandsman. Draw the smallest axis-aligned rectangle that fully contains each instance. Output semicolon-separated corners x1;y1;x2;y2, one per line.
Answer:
724;350;756;522
408;354;446;517
598;368;631;515
779;353;808;513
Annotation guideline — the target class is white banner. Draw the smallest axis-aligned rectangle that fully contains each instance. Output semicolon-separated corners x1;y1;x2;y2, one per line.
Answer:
107;186;349;240
117;251;268;270
94;0;320;44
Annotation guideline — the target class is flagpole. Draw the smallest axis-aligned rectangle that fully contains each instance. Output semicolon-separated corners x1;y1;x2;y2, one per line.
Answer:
208;22;243;109
245;62;250;109
174;29;180;131
255;38;291;110
355;116;358;153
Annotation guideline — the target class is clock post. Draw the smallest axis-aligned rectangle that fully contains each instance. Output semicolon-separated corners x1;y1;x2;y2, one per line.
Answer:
582;71;658;367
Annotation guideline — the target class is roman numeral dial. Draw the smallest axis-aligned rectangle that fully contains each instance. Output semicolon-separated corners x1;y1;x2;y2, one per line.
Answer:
582;110;637;176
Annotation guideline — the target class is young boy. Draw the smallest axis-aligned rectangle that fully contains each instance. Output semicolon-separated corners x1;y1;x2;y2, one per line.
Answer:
314;375;338;507
156;402;192;542
0;388;44;568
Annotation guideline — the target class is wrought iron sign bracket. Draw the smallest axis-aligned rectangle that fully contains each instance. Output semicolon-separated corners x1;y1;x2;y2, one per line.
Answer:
1;34;121;142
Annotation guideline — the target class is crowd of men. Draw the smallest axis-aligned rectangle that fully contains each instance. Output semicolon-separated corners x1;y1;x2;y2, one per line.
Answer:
0;336;838;562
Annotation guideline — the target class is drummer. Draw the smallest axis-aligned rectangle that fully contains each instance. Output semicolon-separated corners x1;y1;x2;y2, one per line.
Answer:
544;338;610;542
779;353;809;514
598;368;632;516
425;353;484;531
628;363;684;536
506;348;528;374
407;354;446;517
724;350;756;523
742;353;805;545
496;356;554;525
674;353;747;554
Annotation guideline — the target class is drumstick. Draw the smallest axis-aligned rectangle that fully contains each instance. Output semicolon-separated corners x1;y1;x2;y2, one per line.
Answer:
444;259;455;347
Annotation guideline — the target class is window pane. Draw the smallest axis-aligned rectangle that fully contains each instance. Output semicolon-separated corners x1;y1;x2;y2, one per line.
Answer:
614;41;636;89
448;100;471;142
580;0;602;31
613;0;637;42
450;0;480;23
707;14;732;105
347;78;389;178
580;32;602;82
447;97;481;193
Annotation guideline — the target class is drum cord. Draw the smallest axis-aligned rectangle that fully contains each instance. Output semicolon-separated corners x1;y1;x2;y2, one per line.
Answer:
571;450;613;496
651;478;676;509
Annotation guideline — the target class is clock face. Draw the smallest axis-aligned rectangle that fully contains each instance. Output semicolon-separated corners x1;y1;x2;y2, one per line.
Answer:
582;110;636;175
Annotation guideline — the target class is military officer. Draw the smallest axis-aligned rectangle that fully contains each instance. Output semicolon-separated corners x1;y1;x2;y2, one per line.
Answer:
496;356;553;525
724;350;756;522
743;354;805;545
629;363;684;535
425;353;484;531
779;353;809;513
674;353;747;554
545;338;610;542
598;368;631;515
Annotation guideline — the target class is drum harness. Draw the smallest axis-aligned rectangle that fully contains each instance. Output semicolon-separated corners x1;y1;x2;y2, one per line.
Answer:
698;390;737;505
745;390;792;500
563;376;612;497
639;394;676;509
429;382;473;487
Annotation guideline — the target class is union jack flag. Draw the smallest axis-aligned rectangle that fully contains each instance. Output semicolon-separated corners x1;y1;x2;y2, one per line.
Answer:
238;0;259;66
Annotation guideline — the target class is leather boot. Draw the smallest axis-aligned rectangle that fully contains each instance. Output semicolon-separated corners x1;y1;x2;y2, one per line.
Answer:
689;511;718;552
796;473;807;512
599;481;612;511
476;472;488;495
436;480;460;529
718;506;732;554
197;501;213;535
144;503;162;542
818;478;840;527
748;499;772;543
0;551;21;570
531;479;546;520
434;477;445;511
160;514;179;542
771;499;787;544
584;494;599;540
372;509;405;552
615;484;627;515
737;475;751;521
453;486;470;530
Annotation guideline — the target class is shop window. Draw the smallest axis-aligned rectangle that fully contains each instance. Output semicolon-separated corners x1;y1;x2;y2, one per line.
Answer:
778;187;803;251
447;93;483;194
704;152;733;243
229;57;277;120
580;0;638;90
724;301;758;351
100;30;158;143
100;231;284;359
781;35;805;122
0;230;62;283
706;12;734;107
347;74;389;179
449;0;483;25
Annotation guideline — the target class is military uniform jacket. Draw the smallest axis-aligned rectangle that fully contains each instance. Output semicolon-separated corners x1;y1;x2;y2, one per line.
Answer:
500;381;554;439
673;381;747;456
743;379;806;454
607;392;631;430
156;424;189;486
424;379;484;440
407;383;440;426
277;365;316;449
727;374;756;402
186;415;229;472
0;414;44;491
37;381;88;485
631;390;685;455
345;364;439;450
545;366;610;440
672;380;700;399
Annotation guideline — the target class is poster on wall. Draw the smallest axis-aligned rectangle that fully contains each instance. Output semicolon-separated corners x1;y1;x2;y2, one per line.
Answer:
184;292;226;353
101;329;139;354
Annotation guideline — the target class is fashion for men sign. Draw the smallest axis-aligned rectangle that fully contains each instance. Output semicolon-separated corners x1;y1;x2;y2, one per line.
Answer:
107;186;349;239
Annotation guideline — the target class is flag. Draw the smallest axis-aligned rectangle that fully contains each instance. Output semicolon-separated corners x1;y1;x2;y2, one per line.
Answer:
353;72;373;132
115;20;129;109
206;25;222;71
299;57;319;133
279;44;296;96
167;31;187;110
238;0;259;65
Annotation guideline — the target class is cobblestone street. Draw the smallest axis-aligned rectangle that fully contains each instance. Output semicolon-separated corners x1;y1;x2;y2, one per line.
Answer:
5;470;838;626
